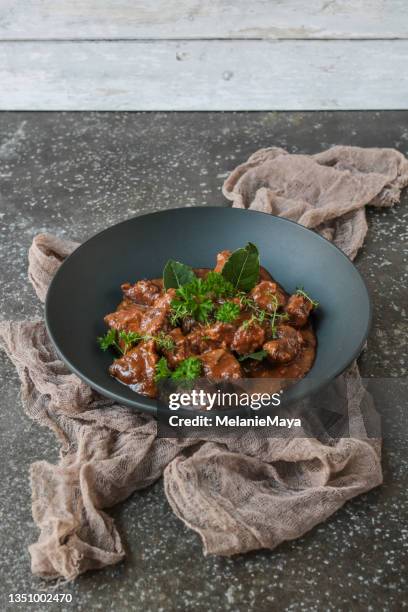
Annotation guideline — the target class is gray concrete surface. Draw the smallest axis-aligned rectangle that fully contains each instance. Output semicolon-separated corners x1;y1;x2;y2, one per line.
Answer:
0;112;407;611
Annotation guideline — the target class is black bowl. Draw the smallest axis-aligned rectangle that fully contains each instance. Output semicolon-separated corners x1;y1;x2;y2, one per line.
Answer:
45;207;371;415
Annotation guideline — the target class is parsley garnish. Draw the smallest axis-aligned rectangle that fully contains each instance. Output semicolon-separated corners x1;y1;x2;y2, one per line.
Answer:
119;330;143;353
171;357;202;381
97;328;123;353
170;272;240;326
154;356;202;383
97;329;175;355
170;278;214;325
163;251;261;326
202;271;235;297
215;301;240;323
296;286;319;309
154;356;172;381
98;328;145;354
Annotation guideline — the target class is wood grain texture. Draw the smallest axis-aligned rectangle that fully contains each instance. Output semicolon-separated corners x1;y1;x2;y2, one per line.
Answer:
1;0;408;40
0;40;406;110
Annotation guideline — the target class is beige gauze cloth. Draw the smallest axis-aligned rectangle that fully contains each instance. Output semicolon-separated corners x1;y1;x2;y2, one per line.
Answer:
1;145;407;581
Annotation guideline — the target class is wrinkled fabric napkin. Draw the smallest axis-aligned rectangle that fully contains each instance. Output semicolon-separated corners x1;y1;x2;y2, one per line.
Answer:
223;145;408;258
1;145;407;581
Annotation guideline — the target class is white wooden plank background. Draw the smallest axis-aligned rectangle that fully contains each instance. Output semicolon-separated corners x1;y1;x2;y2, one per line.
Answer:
0;1;407;110
2;0;408;40
1;40;406;111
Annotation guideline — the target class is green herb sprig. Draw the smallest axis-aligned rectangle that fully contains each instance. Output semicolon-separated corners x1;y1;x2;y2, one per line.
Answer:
97;329;175;355
296;287;319;309
171;357;202;381
170;272;235;326
239;293;288;338
215;301;240;323
268;294;290;338
203;271;235;297
241;314;261;330
154;356;173;381
170;278;214;325
98;328;124;354
155;331;176;351
163;244;260;325
154;356;202;383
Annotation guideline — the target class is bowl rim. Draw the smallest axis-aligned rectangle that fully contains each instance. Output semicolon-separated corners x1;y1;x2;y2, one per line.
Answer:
45;205;372;414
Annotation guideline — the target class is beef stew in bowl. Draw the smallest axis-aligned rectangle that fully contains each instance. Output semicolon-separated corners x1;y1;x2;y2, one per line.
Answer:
98;243;318;400
45;207;371;415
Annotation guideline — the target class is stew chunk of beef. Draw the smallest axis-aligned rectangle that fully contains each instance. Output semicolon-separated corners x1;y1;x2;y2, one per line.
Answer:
104;303;145;334
187;327;219;354
285;294;313;328
162;328;191;368
204;322;236;348
140;290;175;335
263;325;304;364
200;349;242;380
186;322;236;354
109;340;158;397
250;280;287;311
121;279;162;306
181;316;199;335
231;321;265;355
